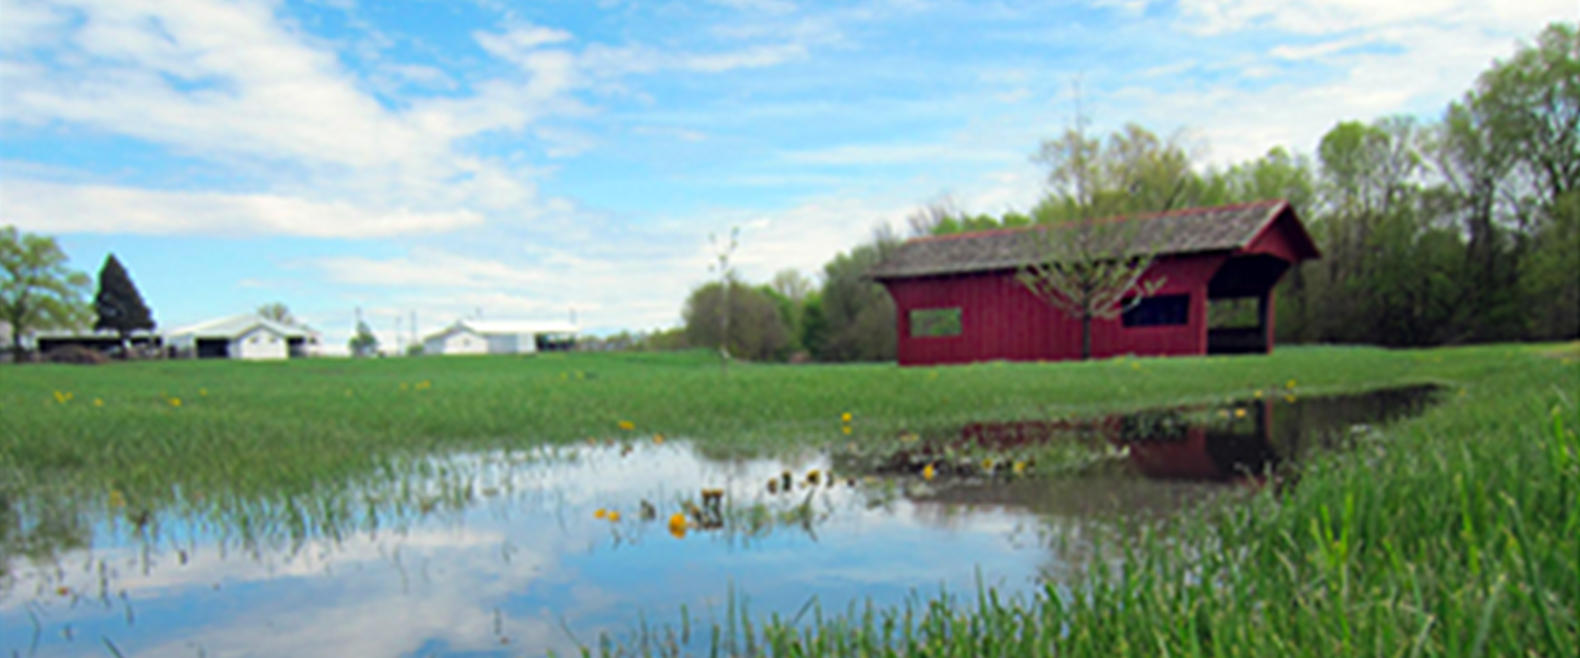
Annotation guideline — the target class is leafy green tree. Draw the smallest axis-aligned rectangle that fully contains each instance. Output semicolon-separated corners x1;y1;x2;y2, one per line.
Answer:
1472;22;1579;215
349;319;379;357
799;293;830;358
816;230;898;362
94;254;156;353
0;226;92;358
257;302;296;325
1522;190;1580;339
683;281;790;362
1034;123;1201;221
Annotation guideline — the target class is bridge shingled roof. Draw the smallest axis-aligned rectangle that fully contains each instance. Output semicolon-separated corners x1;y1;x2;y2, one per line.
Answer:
867;199;1291;280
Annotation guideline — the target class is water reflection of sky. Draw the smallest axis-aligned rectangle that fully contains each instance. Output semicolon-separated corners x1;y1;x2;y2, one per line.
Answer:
5;442;1113;657
4;386;1440;657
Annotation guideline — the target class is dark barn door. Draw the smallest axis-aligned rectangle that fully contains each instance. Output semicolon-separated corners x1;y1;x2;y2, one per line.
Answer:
1206;255;1289;355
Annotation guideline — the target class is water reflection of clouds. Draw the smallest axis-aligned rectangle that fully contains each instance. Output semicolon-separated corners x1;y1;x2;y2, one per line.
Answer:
3;443;1062;657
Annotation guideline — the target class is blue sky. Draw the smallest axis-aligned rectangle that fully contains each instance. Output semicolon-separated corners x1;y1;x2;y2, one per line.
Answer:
1;0;1570;351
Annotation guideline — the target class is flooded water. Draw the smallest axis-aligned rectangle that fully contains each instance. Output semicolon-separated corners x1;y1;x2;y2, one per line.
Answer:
1;386;1437;657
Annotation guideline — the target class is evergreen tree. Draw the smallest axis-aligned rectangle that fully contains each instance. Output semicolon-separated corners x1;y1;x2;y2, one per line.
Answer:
93;254;155;353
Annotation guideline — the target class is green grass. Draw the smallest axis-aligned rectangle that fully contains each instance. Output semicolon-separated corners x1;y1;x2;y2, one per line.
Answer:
3;344;1577;656
0;345;1523;496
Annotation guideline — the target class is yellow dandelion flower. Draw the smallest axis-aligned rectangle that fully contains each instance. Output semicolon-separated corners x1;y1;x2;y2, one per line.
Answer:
1285;379;1297;389
607;510;621;522
618;420;635;431
841;425;852;435
667;513;688;539
53;390;69;404
93;398;104;407
1234;408;1247;418
199;388;208;397
593;508;608;520
841;412;852;423
168;398;182;407
1012;461;1027;475
922;464;936;481
1253;390;1263;398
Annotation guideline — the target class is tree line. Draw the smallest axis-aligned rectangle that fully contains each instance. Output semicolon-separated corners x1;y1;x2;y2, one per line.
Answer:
678;22;1577;360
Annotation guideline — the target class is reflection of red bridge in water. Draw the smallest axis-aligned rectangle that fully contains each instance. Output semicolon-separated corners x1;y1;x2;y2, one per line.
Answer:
959;400;1281;482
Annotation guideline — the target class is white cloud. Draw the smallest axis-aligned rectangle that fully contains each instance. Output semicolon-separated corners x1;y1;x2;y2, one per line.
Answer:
1173;0;1570;36
1;180;483;238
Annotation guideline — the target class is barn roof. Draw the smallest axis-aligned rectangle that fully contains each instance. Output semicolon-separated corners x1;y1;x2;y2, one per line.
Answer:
425;319;579;342
868;200;1312;280
166;314;317;339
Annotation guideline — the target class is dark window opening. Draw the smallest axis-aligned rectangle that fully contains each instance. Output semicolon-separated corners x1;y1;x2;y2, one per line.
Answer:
1122;295;1189;328
910;308;962;337
535;333;576;352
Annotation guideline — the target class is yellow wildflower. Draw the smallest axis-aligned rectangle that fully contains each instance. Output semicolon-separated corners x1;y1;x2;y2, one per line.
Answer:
593;508;608;520
981;458;995;472
1285;395;1297;404
199;388;208;397
607;510;621;522
93;398;104;407
841;412;852;423
53;390;70;404
1012;461;1027;475
618;420;635;431
667;513;688;539
922;464;936;481
1234;408;1247;419
1285;379;1297;389
1253;390;1263;398
1131;362;1141;370
168;398;182;407
841;425;852;435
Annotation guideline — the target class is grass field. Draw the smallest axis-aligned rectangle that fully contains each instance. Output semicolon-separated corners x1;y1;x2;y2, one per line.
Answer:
3;343;1576;656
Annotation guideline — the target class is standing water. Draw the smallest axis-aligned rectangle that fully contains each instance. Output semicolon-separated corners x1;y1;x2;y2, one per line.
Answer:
1;386;1437;656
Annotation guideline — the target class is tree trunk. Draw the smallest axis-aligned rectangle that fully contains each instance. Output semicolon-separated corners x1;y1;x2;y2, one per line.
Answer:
1081;314;1093;360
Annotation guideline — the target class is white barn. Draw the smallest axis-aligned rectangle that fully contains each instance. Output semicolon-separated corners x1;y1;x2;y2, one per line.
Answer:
422;320;577;356
166;314;322;360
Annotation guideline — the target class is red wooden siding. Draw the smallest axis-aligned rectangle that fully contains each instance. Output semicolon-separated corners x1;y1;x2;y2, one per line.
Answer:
887;253;1228;366
875;201;1320;367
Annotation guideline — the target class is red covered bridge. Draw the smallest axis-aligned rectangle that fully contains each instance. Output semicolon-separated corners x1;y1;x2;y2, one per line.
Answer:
868;200;1320;366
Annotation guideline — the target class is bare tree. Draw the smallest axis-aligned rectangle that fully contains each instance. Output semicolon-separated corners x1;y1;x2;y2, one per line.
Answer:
905;195;962;237
709;227;740;373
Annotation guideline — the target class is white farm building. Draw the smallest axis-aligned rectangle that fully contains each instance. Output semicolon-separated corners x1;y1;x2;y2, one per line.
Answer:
166;314;322;360
422;320;577;356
